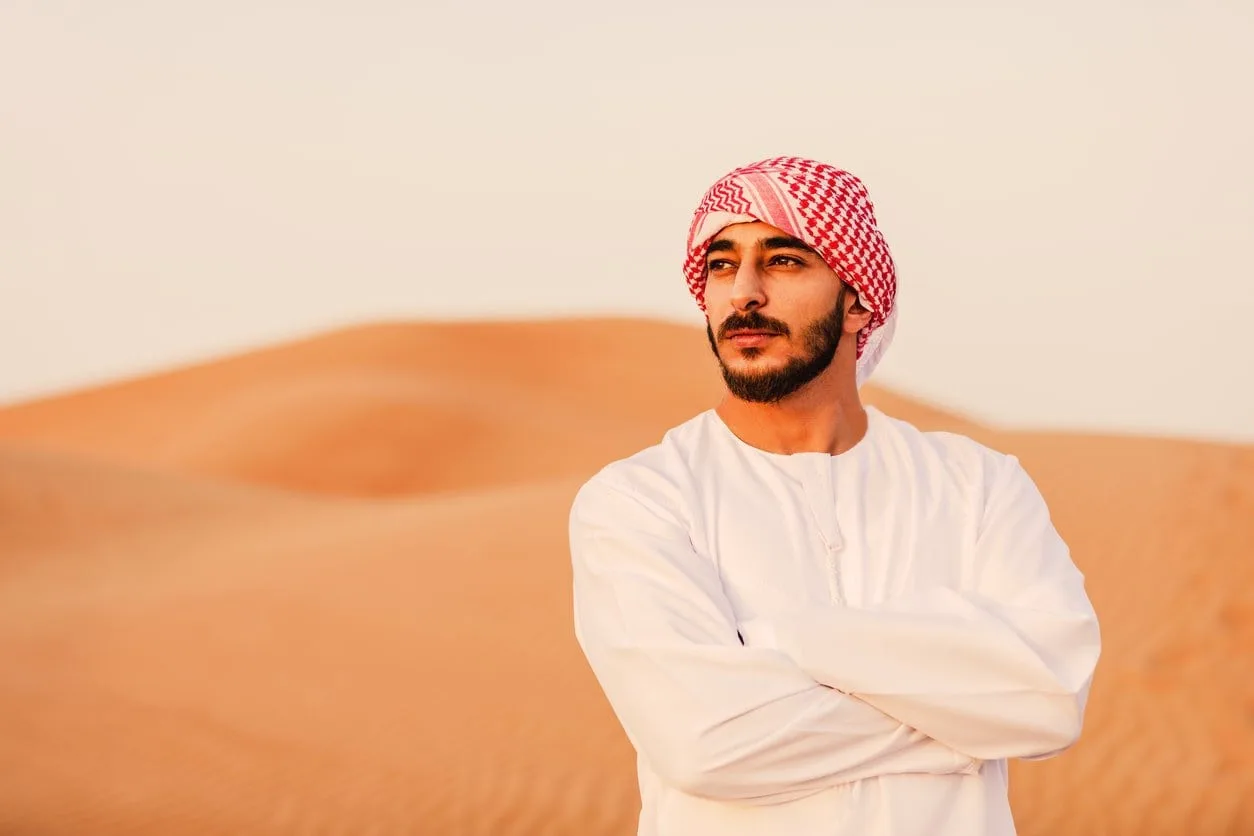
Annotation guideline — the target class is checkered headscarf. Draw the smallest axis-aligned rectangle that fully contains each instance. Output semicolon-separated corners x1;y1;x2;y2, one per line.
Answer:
683;156;898;387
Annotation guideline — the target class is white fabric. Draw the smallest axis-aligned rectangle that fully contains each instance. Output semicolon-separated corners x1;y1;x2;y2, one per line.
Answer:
569;406;1100;836
855;303;895;388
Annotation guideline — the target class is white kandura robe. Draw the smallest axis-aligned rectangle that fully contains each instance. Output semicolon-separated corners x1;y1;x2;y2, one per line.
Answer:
569;406;1100;836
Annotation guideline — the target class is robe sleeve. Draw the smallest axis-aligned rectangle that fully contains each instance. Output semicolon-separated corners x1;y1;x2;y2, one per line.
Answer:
569;475;978;806
754;452;1101;762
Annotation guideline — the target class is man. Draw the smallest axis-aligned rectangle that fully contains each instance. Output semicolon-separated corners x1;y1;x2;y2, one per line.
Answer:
568;156;1100;835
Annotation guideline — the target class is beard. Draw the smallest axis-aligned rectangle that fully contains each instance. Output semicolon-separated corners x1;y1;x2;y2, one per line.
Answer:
706;290;847;404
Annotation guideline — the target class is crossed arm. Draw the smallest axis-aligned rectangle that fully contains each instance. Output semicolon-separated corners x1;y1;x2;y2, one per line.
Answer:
569;454;1100;805
740;454;1101;762
569;477;976;807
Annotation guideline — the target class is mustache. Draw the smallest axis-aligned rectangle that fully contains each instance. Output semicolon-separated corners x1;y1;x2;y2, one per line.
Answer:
717;311;791;340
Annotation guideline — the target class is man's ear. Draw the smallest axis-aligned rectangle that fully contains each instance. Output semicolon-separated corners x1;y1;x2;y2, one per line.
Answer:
845;296;873;333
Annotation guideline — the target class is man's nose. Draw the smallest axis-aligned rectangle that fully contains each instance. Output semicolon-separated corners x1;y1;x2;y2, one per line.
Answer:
731;261;767;312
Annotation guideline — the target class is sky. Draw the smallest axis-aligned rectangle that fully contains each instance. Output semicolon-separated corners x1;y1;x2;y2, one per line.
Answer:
2;0;1251;442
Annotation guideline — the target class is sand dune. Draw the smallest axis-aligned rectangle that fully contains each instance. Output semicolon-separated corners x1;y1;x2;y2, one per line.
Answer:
0;321;721;496
1;318;1251;835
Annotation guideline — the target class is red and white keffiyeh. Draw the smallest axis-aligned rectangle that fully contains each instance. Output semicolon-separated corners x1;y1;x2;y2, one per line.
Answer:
683;156;898;386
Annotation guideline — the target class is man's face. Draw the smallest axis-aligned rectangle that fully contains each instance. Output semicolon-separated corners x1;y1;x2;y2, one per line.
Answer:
702;221;864;403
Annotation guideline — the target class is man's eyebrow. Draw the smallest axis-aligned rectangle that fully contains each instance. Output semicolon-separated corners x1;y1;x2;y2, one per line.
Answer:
706;235;814;256
762;235;814;253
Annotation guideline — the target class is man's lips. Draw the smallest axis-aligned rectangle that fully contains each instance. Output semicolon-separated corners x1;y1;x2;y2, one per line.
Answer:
725;330;781;347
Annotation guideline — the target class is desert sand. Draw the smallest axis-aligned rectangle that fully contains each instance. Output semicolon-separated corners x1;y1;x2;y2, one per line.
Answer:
1;318;1251;835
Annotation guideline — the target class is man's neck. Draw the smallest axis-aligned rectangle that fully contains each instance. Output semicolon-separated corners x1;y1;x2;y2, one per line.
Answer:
715;385;868;457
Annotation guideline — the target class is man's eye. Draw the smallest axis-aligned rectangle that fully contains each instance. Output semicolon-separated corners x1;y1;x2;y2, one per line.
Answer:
707;259;734;272
770;255;803;266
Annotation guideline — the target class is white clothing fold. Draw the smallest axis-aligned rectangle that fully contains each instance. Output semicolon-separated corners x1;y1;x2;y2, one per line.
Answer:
569;407;1100;836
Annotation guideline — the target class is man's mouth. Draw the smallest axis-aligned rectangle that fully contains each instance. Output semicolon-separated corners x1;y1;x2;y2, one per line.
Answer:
725;330;780;347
